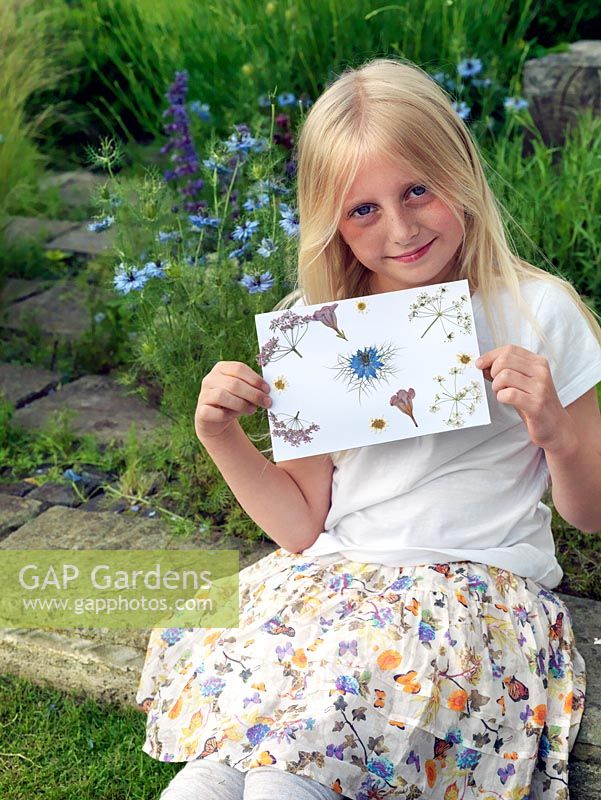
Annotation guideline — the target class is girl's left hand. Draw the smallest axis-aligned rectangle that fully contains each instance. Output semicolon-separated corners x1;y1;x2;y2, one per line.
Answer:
475;344;571;451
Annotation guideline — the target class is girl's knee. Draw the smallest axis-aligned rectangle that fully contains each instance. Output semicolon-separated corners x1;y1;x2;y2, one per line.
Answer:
243;765;343;800
159;759;245;800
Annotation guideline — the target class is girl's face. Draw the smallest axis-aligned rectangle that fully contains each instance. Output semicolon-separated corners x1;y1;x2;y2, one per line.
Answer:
337;153;465;294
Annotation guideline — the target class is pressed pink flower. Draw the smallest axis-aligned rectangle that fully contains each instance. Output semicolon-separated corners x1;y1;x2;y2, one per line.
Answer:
390;388;418;427
311;303;347;340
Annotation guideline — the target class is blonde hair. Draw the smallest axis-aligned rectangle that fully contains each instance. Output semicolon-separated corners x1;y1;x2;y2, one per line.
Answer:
273;56;601;461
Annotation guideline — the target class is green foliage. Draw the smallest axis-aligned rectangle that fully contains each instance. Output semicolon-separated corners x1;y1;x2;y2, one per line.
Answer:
31;0;538;148
0;673;179;798
0;0;64;217
483;110;601;309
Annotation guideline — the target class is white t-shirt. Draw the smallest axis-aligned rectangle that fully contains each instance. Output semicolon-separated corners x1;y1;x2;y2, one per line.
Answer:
293;278;601;589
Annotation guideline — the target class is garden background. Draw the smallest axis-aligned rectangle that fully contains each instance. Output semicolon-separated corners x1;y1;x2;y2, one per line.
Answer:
0;1;599;797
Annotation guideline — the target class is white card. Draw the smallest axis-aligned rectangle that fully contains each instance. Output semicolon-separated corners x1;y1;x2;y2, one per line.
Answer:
254;279;491;461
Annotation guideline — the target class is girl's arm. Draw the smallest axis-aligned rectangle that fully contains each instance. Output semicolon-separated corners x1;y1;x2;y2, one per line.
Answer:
199;419;333;552
476;346;601;532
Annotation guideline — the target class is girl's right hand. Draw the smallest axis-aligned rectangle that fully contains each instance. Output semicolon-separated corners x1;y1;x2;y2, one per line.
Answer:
194;361;272;441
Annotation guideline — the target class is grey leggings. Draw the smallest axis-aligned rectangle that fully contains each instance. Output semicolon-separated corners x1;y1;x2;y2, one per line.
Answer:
159;758;350;800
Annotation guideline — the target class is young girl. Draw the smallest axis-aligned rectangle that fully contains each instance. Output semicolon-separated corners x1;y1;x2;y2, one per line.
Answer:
137;58;601;800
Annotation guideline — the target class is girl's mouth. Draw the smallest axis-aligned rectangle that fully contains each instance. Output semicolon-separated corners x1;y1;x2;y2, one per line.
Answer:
390;238;435;263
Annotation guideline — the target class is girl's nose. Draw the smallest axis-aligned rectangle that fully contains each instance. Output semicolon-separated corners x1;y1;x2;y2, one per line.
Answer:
386;207;419;245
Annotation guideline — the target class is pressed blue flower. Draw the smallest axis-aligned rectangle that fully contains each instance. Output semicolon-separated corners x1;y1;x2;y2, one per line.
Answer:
258;94;272;108
189;100;211;121
456;747;482;770
232;219;260;242
87;215;115;233
113;263;150;294
140;261;165;279
277;92;296;107
243;192;270;211
504;96;529;111
246;723;270;745
367;756;395;781
239;271;275;294
457;58;483;78
189;214;221;229
278;203;299;237
257;237;277;257
451;100;471;120
157;230;181;243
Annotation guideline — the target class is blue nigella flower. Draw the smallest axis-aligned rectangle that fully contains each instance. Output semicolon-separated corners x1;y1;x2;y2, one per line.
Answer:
300;96;313;108
189;100;211;121
278;203;299;237
504;96;529;111
229;244;251;260
87;215;115;233
258;94;272;108
157;230;181;243
277;92;296;107
232;220;260;242
202;156;233;176
189;214;221;229
472;77;493;89
140;261;166;279
457;58;483;78
224;130;267;156
451;101;471;120
243;193;270;211
113;263;150;294
239;271;275;294
185;254;207;266
257;238;277;257
63;468;82;482
257;178;289;196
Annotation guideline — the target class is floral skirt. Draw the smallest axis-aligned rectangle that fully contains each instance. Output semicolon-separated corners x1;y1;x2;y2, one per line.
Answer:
136;548;586;800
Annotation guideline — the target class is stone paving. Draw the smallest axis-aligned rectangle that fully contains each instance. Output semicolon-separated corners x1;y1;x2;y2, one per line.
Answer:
1;169;599;791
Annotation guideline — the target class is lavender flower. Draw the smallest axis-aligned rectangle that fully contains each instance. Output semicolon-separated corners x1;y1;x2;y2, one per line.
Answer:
160;70;204;213
239;271;275;293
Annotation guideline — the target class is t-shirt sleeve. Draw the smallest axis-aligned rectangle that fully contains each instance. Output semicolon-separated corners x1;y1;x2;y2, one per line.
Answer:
527;281;601;407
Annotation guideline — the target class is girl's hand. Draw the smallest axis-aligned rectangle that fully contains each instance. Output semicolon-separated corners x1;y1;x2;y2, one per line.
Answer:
476;345;571;451
194;361;272;441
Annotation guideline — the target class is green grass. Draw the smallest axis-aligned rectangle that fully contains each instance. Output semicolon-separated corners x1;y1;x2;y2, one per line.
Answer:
0;673;179;799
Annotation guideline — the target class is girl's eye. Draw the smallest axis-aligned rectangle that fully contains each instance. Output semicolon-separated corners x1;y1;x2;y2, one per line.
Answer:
352;204;374;218
409;185;428;198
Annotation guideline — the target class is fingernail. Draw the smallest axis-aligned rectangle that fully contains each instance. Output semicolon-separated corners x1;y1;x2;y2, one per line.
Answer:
475;357;483;367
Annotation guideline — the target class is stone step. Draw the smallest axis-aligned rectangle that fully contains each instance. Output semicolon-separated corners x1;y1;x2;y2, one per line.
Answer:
0;277;55;305
39;170;106;210
44;223;116;256
0;362;61;408
1;278;95;339
1;216;80;246
9;372;169;446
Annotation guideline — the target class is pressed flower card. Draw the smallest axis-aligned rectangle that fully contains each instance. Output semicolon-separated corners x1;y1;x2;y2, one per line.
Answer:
254;279;491;461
